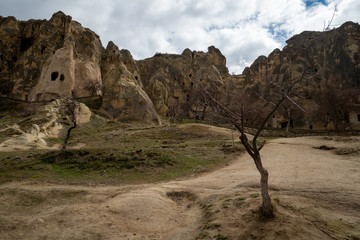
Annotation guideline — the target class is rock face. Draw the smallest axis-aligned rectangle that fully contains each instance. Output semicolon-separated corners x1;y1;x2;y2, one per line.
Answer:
137;46;228;115
101;42;160;123
243;21;360;91
0;11;103;100
1;12;359;128
0;12;159;124
240;21;360;129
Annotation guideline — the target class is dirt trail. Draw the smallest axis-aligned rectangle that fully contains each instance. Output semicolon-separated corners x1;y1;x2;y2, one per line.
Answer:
1;136;360;239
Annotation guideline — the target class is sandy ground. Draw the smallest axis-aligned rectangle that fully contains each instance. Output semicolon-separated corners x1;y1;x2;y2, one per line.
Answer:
0;134;359;239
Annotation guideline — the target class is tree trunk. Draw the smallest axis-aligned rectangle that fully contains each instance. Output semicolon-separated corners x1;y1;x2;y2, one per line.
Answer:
285;120;289;133
62;120;76;150
254;153;274;218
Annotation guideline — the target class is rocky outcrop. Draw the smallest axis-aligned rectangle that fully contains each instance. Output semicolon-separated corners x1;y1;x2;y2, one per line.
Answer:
0;99;93;151
242;21;360;91
0;11;103;101
0;12;160;124
240;21;360;129
137;46;229;115
100;42;160;124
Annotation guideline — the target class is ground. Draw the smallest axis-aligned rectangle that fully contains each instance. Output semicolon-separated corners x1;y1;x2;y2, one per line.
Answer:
0;124;359;240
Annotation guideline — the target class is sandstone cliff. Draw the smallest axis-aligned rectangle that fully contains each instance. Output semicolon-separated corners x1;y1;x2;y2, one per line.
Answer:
101;42;160;123
1;12;359;129
240;21;360;129
243;21;360;92
0;12;159;124
137;46;228;115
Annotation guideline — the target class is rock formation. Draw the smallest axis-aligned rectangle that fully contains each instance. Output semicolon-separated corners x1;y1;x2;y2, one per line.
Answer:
0;11;359;129
0;99;93;151
241;21;360;129
0;11;159;124
137;46;228;115
243;22;360;90
101;42;160;123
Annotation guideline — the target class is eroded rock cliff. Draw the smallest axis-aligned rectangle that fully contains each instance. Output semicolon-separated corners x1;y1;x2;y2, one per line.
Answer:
243;21;360;92
1;12;359;128
137;46;228;115
0;11;159;124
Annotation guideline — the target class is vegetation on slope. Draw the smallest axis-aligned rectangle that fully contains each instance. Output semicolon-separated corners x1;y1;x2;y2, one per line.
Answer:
0;117;243;184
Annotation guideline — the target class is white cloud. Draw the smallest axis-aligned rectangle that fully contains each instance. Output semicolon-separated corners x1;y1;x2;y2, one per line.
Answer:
0;0;359;73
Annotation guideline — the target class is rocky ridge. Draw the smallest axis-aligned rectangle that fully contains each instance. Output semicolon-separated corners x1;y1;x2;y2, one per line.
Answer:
1;12;360;130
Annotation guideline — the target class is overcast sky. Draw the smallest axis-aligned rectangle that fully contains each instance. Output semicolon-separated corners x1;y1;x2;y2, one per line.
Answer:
1;0;359;74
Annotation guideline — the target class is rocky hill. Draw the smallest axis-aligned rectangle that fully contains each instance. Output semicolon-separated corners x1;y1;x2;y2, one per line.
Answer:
1;12;359;129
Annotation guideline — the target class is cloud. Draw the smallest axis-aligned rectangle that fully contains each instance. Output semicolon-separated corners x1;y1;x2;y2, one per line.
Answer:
0;0;359;73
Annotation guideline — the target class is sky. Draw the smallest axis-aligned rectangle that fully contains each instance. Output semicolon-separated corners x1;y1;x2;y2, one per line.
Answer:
0;0;359;74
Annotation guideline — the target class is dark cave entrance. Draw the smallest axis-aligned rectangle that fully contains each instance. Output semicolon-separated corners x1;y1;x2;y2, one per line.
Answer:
51;72;59;81
20;37;34;52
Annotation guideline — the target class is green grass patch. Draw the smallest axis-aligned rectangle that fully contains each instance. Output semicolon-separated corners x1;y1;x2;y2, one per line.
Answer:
0;121;244;184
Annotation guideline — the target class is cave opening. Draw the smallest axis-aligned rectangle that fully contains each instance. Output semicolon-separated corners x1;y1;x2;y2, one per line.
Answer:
60;74;65;81
20;37;33;52
51;72;59;81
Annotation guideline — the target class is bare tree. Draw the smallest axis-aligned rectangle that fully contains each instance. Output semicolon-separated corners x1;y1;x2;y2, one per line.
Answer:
167;97;190;123
199;66;307;218
279;97;305;132
323;5;338;31
60;98;79;150
315;76;358;130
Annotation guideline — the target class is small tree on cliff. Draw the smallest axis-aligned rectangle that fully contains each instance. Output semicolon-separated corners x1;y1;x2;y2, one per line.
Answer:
60;98;79;150
201;66;307;218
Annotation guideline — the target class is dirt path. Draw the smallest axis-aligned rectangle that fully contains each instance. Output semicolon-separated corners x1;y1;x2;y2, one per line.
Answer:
1;136;360;239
